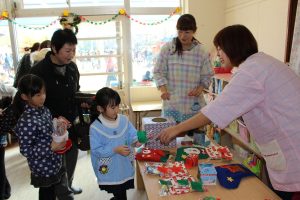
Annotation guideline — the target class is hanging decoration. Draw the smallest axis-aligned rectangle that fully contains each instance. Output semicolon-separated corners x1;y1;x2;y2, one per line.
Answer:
80;14;119;26
59;10;82;34
0;10;9;20
120;7;181;25
119;9;126;15
1;7;181;29
6;18;59;30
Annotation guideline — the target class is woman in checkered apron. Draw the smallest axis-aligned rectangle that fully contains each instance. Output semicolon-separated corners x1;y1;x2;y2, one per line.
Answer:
153;14;213;124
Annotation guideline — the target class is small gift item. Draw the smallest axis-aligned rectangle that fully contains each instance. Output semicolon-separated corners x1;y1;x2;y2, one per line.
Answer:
185;154;198;168
154;161;205;196
52;117;71;142
215;164;254;189
198;163;217;185
205;145;233;161
52;117;71;154
202;196;221;200
135;148;170;162
55;139;72;154
142;117;177;149
175;147;209;165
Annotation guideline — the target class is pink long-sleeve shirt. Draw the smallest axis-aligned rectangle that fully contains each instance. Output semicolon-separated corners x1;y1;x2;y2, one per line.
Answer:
202;52;300;192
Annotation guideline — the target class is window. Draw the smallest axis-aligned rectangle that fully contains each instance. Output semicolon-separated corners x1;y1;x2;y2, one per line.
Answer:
22;0;179;9
5;0;182;92
0;20;13;85
12;16;124;92
130;0;180;7
22;0;123;9
15;17;61;57
75;17;123;92
131;15;178;86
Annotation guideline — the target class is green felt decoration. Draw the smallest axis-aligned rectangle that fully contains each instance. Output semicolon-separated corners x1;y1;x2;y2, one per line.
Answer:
137;131;147;143
190;181;204;192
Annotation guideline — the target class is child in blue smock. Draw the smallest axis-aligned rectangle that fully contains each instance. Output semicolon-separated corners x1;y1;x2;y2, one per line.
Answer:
90;87;141;200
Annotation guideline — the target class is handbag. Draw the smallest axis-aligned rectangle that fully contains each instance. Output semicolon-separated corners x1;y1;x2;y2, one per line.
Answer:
73;92;96;151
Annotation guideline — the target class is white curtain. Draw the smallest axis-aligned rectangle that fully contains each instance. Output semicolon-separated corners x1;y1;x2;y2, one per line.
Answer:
290;1;300;76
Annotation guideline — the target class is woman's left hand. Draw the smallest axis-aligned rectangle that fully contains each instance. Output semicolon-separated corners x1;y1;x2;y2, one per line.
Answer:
188;86;204;97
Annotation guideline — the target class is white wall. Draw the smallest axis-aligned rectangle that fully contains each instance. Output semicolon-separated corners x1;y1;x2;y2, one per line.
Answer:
224;0;289;61
187;0;289;61
130;86;161;102
184;0;226;52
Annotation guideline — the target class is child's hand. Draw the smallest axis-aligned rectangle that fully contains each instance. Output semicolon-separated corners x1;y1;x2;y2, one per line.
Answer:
51;140;66;151
114;145;130;156
134;141;143;148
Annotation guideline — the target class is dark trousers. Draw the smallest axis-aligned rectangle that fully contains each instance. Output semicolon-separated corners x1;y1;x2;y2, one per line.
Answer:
273;189;294;200
0;147;10;200
38;172;73;200
64;137;79;188
265;164;295;200
112;190;127;200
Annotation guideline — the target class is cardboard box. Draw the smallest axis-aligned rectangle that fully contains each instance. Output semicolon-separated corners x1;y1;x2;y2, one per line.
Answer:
198;163;217;185
142;117;177;149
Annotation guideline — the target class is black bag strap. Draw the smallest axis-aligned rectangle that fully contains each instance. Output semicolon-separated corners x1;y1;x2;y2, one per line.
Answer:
75;92;95;125
77;103;85;125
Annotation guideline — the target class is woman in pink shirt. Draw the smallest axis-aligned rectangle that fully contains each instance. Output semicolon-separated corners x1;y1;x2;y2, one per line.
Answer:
158;24;300;199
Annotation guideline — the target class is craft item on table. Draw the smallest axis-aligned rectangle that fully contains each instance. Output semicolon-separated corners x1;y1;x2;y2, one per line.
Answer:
159;175;205;195
176;147;209;161
144;161;189;178
160;175;195;195
205;145;233;160
198;163;217;185
242;154;261;177
142;117;177;149
135;148;170;162
157;162;205;196
215;164;255;189
181;140;193;146
193;129;209;146
202;196;221;200
137;130;160;144
184;154;199;169
144;162;163;176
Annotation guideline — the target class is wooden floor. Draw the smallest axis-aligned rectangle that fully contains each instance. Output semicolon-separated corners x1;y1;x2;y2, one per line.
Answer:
4;143;147;200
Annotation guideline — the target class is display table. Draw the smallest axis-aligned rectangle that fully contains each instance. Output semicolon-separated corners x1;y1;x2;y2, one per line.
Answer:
136;150;281;200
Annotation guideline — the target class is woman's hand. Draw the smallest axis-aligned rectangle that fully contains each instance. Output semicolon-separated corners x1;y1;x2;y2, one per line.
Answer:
51;140;66;151
161;92;171;100
159;85;170;100
114;145;131;156
158;126;180;144
188;86;204;97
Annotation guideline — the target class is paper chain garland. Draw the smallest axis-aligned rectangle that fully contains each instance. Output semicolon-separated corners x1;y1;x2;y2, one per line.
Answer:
0;7;181;30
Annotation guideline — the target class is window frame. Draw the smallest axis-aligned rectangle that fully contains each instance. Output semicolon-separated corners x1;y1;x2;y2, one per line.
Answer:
5;0;181;100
